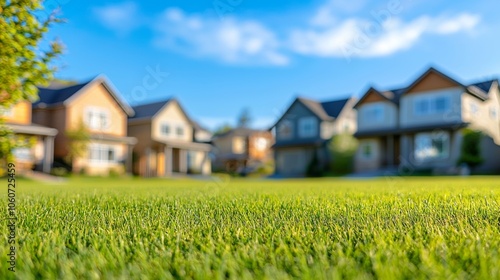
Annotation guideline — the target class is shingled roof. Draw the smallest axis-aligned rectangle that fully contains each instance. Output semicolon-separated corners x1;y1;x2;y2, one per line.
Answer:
129;99;172;120
270;96;352;130
34;75;134;116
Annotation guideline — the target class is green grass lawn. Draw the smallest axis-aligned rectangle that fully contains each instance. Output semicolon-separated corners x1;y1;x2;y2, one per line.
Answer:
2;176;500;279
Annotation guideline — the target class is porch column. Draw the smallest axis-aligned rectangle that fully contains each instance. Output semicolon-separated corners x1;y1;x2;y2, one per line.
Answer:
387;135;394;167
42;136;55;173
164;146;173;176
145;148;151;177
125;144;133;174
201;151;210;175
179;149;188;174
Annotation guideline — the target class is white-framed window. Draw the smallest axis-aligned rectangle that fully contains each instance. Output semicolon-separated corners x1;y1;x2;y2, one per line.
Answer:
360;140;376;160
362;104;384;123
161;124;171;135
233;137;246;154
85;107;110;130
470;103;479;117
298;116;317;138
277;120;293;139
414;132;450;161
414;95;451;116
88;144;117;163
176;126;185;136
489;107;497;120
13;147;32;161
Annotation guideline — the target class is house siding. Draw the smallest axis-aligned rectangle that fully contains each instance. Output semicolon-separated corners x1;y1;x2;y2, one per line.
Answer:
4;101;31;125
357;101;398;132
152;102;193;142
399;88;463;128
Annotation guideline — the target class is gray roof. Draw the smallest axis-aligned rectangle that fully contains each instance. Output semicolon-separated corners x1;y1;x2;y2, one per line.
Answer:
35;75;135;116
129;99;171;120
36;82;91;105
270;96;352;130
320;98;351;118
469;79;497;95
213;127;265;138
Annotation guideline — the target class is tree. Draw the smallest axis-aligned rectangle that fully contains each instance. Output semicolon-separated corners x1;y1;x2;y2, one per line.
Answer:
328;133;358;175
457;129;484;170
213;123;233;135
237;108;252;128
0;1;63;171
65;120;91;168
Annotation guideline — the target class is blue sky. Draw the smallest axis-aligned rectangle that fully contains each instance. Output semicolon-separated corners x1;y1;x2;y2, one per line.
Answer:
43;0;500;130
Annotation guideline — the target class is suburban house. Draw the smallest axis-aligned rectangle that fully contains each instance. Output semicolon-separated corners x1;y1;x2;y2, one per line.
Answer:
128;98;212;177
32;75;137;175
271;96;357;177
1;101;58;174
353;67;500;174
211;127;274;173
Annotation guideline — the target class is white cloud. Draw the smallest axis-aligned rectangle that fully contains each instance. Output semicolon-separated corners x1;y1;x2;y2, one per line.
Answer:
289;13;481;58
153;8;289;66
93;2;140;35
433;14;480;34
311;0;367;26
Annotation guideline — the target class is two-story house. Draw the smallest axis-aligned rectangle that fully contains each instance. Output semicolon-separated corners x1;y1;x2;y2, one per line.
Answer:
211;127;274;173
271;97;357;177
128;98;212;177
354;67;500;174
1;101;57;174
33;75;137;175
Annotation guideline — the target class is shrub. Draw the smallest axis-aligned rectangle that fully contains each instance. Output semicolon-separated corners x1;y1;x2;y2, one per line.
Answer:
457;129;484;170
306;150;323;177
51;167;69;177
328;133;358;175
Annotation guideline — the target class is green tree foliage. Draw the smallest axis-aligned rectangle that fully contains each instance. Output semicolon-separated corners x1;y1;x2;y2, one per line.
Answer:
65;121;90;165
0;1;62;171
328;133;358;175
457;129;484;169
213;123;233;135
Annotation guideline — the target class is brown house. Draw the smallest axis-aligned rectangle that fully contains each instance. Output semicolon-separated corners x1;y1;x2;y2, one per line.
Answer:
128;99;212;177
32;75;137;175
1;101;57;173
211;128;274;173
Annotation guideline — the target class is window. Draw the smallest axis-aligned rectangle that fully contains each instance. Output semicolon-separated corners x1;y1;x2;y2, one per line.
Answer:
233;137;246;154
88;144;117;163
470;103;479;116
176;126;184;136
414;96;450;116
360;141;376;160
255;137;268;150
362;104;384;123
278;120;293;139
161;124;171;135
85;107;110;130
298;116;317;138
490;107;498;120
13;148;32;161
414;132;450;161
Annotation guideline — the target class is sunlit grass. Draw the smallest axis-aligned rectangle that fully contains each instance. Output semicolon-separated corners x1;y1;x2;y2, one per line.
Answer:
2;176;500;279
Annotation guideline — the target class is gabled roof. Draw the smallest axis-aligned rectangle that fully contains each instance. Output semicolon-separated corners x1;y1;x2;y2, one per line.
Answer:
34;75;135;116
355;67;496;109
270;96;352;129
129;98;196;129
129;99;171;120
